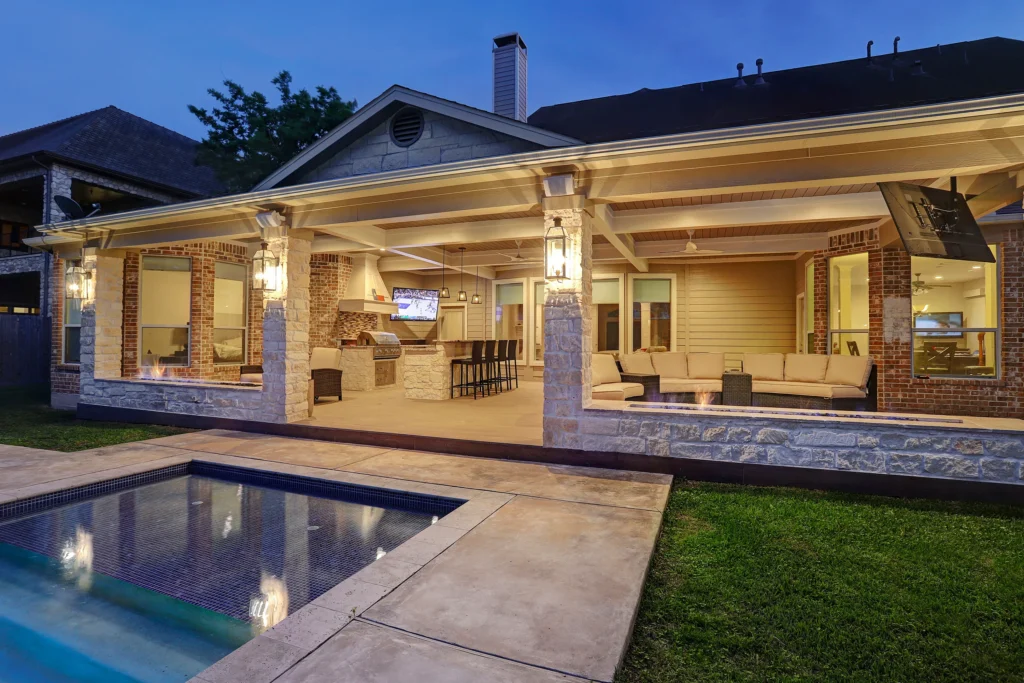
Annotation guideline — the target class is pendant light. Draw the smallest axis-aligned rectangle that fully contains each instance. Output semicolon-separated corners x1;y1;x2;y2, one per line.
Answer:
457;247;468;302
439;247;450;298
471;266;482;304
252;241;279;291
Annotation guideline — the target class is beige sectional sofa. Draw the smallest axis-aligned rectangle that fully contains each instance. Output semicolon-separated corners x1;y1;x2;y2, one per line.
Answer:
743;352;876;410
619;351;725;402
591;353;647;401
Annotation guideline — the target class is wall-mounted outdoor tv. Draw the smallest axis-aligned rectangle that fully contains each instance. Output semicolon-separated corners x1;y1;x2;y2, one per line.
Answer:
914;311;964;338
390;288;440;322
878;182;995;263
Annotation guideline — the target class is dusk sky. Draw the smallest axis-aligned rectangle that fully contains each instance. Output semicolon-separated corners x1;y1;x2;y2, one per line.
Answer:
4;1;1023;141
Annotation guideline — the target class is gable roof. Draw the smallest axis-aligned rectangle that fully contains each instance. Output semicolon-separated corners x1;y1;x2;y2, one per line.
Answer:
528;37;1024;144
0;106;223;198
254;85;582;191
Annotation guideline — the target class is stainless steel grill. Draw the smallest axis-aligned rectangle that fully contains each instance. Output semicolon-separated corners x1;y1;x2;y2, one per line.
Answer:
356;331;403;360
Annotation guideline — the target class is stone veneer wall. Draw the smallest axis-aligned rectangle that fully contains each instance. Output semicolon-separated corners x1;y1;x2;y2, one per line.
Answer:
83;378;265;420
577;406;1024;484
812;225;1024;418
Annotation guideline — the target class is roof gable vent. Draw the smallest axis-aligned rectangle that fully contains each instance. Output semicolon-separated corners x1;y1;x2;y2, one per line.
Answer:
389;107;424;147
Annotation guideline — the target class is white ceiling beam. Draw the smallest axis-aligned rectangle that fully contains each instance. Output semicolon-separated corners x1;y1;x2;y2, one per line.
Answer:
88;221;258;250
317;225;387;249
310;236;376;253
591;203;648;272
382;246;496;279
633;233;828;258
611;193;890;235
383;217;543;249
968;172;1024;218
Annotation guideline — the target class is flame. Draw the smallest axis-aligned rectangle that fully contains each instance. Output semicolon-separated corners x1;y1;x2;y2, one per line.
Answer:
139;358;169;380
695;390;715;409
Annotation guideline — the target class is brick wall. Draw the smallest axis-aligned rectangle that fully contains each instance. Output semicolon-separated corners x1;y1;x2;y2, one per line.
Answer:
310;254;341;348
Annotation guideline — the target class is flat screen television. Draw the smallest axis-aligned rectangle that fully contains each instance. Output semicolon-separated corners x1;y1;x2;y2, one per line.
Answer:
878;182;995;262
914;311;963;338
390;288;440;322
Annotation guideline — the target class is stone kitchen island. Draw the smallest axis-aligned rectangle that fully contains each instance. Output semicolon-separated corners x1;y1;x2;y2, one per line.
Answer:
403;341;474;400
340;332;405;391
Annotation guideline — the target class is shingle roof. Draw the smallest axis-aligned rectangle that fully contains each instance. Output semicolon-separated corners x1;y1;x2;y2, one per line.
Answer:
528;37;1024;144
0;106;222;198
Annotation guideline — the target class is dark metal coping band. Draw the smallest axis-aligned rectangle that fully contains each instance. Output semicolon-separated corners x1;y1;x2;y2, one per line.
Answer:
0;462;464;523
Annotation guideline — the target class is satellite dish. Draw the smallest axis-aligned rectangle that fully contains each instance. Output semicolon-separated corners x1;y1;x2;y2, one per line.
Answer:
54;196;101;221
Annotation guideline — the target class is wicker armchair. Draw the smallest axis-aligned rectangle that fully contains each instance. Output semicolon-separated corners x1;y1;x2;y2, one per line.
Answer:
310;347;343;401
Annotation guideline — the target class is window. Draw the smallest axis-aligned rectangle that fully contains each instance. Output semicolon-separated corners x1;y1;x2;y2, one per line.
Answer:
911;246;999;378
493;280;524;362
213;262;247;364
63;262;81;363
531;279;546;365
804;261;815;353
140;256;191;367
828;253;869;356
629;276;674;352
592;278;621;354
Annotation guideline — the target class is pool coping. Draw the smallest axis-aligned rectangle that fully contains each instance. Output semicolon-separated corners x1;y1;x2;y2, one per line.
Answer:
0;448;516;683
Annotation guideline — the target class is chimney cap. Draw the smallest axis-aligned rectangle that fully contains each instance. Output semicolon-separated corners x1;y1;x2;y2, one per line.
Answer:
493;33;526;50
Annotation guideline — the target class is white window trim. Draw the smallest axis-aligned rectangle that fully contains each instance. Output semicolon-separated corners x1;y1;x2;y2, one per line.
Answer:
826;254;869;356
626;272;678;353
438;302;469;341
62;273;81;365
139;255;192;368
527;276;546;367
491;277;527;365
213;261;249;366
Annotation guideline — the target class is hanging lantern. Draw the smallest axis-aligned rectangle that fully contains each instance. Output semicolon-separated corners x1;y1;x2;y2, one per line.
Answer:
471;266;482;304
544;217;568;281
439;247;450;298
457;247;468;301
65;263;88;300
252;241;279;292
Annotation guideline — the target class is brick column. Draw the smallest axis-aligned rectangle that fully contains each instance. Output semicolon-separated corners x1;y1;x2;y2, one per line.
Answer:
542;203;593;450
260;233;312;423
80;250;125;398
878;246;913;411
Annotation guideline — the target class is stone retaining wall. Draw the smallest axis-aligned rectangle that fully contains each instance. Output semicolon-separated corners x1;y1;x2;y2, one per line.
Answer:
577;405;1024;484
83;378;264;421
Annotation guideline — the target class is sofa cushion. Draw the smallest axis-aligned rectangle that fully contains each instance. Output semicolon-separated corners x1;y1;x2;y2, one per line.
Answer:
592;382;645;401
784;353;829;383
310;347;342;371
743;353;785;381
752;381;866;399
651;351;687;379
660;378;723;394
687;352;725;379
591;353;622;386
825;354;873;389
620;352;656;375
240;373;264;385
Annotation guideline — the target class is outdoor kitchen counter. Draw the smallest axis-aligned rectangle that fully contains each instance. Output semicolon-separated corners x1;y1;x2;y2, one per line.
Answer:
402;341;476;400
340;346;404;391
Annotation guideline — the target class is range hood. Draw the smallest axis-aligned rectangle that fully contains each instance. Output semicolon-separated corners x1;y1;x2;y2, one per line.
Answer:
339;253;399;314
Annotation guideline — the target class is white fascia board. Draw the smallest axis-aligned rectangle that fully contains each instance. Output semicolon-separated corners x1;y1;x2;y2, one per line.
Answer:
253;86;582;192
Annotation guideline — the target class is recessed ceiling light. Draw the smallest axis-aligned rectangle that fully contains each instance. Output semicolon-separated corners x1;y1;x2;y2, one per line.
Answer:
972;265;982;270
934;275;943;280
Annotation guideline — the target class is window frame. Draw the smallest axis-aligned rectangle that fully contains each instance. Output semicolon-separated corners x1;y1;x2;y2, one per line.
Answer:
139;255;192;368
212;261;249;366
626;272;678;353
826;252;870;357
62;260;82;365
491;277;527;365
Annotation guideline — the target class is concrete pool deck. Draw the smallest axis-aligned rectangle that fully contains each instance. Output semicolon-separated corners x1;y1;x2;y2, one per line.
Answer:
0;430;671;683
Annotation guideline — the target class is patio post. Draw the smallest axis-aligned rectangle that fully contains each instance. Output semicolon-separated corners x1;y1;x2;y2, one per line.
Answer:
260;232;313;423
79;248;125;399
541;197;593;449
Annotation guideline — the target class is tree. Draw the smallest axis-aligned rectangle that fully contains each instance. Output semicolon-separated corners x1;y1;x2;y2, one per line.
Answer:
188;71;356;194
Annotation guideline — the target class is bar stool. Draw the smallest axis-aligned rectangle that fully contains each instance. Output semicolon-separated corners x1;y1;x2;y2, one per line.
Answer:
494;340;509;393
451;340;485;399
505;339;519;389
482;340;498;396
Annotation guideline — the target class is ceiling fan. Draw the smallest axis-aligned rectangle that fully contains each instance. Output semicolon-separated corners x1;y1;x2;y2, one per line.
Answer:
658;230;724;256
500;240;541;263
911;272;951;296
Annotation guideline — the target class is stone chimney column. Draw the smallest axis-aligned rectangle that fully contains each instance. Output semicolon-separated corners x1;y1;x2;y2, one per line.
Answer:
79;249;125;398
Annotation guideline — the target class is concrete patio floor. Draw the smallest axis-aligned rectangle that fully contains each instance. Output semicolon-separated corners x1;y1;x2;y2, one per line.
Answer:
0;429;671;683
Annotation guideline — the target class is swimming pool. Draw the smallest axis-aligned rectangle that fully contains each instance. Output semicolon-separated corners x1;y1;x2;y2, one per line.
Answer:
0;464;461;682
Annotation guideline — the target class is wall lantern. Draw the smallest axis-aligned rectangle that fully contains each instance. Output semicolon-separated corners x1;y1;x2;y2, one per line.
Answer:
439;247;450;298
471;266;482;304
252;241;280;291
65;262;89;300
544;217;568;281
457;247;468;302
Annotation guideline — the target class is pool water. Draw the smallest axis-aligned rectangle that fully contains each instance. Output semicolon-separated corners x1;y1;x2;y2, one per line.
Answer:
0;473;445;682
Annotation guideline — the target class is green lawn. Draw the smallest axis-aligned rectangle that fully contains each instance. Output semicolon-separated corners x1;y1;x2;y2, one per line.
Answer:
620;483;1024;683
0;385;192;452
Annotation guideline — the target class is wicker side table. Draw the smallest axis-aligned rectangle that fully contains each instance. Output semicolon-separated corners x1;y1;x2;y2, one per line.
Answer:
722;371;752;406
620;372;660;402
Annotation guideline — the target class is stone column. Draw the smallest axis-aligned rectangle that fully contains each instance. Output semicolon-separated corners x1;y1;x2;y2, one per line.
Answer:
80;249;125;398
542;199;593;450
261;233;313;423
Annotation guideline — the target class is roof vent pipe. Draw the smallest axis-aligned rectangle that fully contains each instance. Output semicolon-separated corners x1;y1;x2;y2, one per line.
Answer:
911;60;926;76
867;40;874;63
734;62;747;88
893;36;901;59
492;33;528;123
754;58;767;86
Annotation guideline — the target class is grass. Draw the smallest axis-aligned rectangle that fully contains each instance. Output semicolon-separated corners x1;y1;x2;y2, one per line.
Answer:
619;482;1024;683
0;385;192;452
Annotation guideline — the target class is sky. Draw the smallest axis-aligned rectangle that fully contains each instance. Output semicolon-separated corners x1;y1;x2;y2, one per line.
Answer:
3;0;1023;141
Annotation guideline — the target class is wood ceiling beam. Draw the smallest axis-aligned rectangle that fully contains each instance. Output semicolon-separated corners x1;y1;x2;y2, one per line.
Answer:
381;246;496;279
968;172;1024;219
590;203;648;272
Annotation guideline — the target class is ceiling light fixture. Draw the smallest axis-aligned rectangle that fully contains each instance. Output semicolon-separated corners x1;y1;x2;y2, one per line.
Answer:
439;248;450;298
252;242;279;291
471;266;482;305
457;248;468;302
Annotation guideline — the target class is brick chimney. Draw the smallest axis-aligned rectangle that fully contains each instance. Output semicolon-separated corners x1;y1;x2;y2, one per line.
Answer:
492;33;528;122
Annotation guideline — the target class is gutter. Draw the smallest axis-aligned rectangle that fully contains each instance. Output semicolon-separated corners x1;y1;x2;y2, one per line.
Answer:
28;92;1024;240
